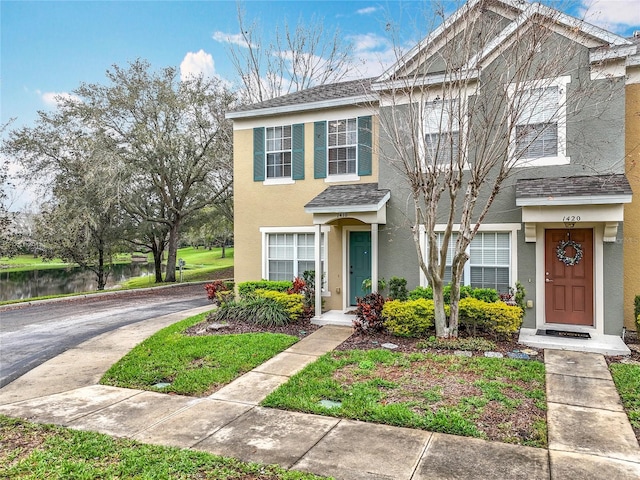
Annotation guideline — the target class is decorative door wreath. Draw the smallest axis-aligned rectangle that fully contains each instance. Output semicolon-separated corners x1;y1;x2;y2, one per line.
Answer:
556;240;583;266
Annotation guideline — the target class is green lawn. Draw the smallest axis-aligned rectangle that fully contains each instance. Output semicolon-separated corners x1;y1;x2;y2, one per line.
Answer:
610;362;640;431
0;416;329;480
100;311;297;396
262;349;547;447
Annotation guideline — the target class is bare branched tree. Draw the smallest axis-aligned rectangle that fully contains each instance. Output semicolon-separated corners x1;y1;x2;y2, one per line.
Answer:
227;4;355;103
376;0;624;337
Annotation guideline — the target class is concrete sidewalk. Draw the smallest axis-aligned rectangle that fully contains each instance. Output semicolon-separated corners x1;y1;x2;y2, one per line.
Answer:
1;308;639;479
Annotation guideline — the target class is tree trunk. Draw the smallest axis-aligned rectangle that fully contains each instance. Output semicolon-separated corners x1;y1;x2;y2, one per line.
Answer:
221;244;226;258
432;280;449;337
164;221;180;282
151;240;164;283
96;246;107;291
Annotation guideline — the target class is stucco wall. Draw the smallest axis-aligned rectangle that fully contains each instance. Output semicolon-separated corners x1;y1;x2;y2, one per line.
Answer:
624;81;640;331
377;33;627;332
233;107;379;311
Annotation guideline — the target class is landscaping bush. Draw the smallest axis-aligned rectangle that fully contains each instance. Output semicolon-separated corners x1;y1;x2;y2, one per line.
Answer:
383;299;443;337
408;285;499;304
389;276;408;301
637;314;640;334
353;292;386;333
254;289;304;321
237;280;292;298
458;297;523;337
204;280;234;306
635;295;640;332
210;296;290;327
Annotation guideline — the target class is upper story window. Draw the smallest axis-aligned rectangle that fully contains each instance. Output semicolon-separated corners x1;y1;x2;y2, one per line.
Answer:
253;124;304;184
510;76;570;167
423;99;460;166
266;126;292;179
328;118;357;175
313;116;372;181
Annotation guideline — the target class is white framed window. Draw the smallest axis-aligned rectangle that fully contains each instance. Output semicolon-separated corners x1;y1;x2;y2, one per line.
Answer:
510;76;570;167
265;126;292;179
328;118;357;175
260;227;329;287
422;225;520;294
423;99;460;166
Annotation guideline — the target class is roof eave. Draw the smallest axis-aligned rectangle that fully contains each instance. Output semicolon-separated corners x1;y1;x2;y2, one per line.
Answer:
515;194;632;207
226;94;378;120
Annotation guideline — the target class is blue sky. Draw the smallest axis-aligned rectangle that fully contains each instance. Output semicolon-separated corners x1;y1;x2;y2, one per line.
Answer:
2;0;640;209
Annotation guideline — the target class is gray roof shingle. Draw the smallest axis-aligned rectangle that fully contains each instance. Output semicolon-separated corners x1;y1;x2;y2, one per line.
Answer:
516;174;632;199
230;78;374;114
305;183;390;210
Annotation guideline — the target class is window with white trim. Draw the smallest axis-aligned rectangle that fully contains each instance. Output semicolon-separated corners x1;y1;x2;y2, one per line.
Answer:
431;231;511;293
469;232;511;292
266;126;292;178
511;76;570;166
423;99;460;165
328;118;357;175
266;232;324;281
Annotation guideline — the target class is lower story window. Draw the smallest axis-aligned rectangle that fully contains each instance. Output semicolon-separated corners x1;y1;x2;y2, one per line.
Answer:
266;232;324;281
431;231;512;293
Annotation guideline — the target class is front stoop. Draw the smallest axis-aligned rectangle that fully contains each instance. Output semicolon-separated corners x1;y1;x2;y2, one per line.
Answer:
519;328;631;356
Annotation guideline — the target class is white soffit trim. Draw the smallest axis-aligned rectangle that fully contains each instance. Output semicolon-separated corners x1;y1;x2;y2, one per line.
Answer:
516;194;632;206
226;94;378;119
590;45;638;63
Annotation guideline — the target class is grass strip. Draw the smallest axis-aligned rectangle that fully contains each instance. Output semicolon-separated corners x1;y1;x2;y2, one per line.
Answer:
0;415;329;479
610;363;640;430
100;312;298;396
262;349;547;447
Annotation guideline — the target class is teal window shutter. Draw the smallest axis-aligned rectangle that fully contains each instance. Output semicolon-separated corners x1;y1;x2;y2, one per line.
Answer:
358;116;372;176
253;127;265;182
314;121;327;179
292;123;305;180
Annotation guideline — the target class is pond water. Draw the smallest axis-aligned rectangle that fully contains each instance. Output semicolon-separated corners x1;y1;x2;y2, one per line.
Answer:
0;262;156;302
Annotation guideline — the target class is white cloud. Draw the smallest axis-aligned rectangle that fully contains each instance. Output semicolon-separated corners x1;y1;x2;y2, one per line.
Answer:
346;33;398;78
356;6;379;15
212;31;255;48
180;49;216;81
579;0;640;34
40;91;81;108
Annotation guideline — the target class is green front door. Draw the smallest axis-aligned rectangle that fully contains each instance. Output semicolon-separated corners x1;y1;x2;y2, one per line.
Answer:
349;231;371;306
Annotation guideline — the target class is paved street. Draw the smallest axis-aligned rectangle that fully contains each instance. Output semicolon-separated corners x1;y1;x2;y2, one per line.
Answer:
0;284;210;387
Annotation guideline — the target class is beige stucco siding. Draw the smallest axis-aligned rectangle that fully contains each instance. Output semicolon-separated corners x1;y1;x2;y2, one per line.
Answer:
233;108;379;310
624;80;640;331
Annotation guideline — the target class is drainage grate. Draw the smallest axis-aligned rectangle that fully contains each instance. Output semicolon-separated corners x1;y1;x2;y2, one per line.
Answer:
536;329;591;339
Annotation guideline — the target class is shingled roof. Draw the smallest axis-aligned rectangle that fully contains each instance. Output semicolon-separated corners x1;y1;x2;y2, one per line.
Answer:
305;183;390;212
227;78;375;118
516;174;632;205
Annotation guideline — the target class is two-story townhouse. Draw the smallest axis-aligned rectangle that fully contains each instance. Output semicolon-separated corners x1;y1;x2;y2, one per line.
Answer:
227;0;636;354
227;79;386;318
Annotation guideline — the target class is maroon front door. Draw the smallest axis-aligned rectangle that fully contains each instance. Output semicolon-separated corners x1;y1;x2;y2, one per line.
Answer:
545;229;594;325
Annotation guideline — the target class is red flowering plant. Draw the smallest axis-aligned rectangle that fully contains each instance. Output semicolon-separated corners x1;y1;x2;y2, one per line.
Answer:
204;280;234;306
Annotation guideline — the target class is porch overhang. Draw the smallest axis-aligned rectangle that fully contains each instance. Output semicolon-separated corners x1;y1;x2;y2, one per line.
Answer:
304;183;390;225
516;174;632;242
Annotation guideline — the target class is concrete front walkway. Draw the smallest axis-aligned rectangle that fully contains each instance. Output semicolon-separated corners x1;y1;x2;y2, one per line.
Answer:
1;308;639;479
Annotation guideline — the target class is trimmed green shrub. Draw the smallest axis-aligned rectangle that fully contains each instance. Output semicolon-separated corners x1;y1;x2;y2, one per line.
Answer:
636;314;640;334
470;288;499;303
254;289;304;321
383;299;446;337
408;286;433;301
389;276;409;301
211;297;290;327
634;296;640;331
408;285;499;304
458;297;523;336
238;280;292;298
